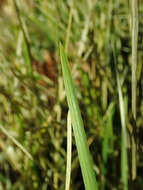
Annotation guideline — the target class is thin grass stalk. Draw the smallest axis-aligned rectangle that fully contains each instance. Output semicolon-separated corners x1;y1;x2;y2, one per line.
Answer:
131;0;138;180
65;0;74;52
13;0;33;75
60;44;98;190
0;124;33;160
65;111;72;190
131;0;138;120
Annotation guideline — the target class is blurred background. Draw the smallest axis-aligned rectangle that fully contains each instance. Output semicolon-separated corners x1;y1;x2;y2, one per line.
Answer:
0;0;142;189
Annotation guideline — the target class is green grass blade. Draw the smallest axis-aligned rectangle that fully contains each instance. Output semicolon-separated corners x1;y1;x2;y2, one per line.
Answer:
102;103;115;164
112;40;128;190
116;71;128;190
102;102;115;189
60;44;98;190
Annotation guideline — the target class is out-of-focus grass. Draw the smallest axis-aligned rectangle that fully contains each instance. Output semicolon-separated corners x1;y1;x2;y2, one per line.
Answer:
0;0;142;189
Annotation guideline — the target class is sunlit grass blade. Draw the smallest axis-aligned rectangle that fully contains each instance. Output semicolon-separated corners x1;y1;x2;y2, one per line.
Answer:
0;124;33;160
65;111;72;190
60;44;98;190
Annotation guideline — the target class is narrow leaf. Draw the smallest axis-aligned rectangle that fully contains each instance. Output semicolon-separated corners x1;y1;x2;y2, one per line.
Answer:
60;44;98;190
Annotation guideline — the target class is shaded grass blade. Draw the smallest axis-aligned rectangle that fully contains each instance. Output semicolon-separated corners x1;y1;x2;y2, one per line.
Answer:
60;44;98;190
102;103;115;189
102;103;115;164
112;39;128;189
116;69;128;190
131;0;138;180
131;0;138;120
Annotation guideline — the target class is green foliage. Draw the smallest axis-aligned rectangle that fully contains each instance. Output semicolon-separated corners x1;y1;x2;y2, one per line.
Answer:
0;0;142;189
